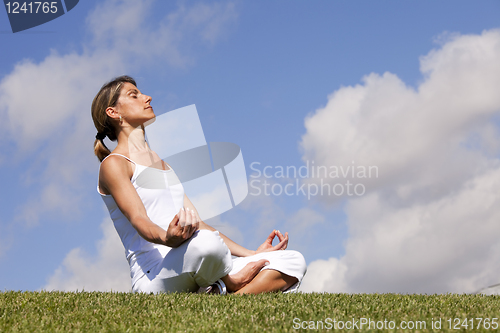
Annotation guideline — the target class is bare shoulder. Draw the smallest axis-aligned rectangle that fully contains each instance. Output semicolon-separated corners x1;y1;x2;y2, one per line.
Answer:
99;154;134;194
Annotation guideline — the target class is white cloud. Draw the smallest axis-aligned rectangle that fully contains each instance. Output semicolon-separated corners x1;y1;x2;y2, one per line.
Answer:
86;0;154;43
86;0;237;67
342;167;500;293
0;52;121;226
299;29;500;293
301;30;500;206
44;214;130;291
179;2;238;44
0;52;121;149
299;257;347;293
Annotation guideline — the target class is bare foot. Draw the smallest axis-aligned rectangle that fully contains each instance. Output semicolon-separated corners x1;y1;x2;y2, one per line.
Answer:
221;259;269;292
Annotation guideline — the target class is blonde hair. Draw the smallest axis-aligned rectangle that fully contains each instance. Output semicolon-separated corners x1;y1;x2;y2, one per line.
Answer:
91;75;137;162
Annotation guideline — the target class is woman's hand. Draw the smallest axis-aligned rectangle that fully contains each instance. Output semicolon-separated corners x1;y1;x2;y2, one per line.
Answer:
255;230;289;254
165;207;200;248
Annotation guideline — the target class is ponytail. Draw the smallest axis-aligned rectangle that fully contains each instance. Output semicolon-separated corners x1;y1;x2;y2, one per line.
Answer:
94;138;112;162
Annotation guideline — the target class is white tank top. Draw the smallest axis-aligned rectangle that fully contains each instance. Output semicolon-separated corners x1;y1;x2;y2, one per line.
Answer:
97;153;185;287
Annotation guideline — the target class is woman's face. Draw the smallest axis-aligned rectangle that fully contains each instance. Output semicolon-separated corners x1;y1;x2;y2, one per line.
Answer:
114;82;154;126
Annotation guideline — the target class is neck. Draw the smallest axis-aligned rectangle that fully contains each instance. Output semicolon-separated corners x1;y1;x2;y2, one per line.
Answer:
115;122;164;170
116;124;150;154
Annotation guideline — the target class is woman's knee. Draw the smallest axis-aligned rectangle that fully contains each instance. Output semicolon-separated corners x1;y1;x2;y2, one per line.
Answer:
286;250;307;276
185;230;230;263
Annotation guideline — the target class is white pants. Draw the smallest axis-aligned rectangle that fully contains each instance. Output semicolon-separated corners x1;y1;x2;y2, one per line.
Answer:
133;230;307;293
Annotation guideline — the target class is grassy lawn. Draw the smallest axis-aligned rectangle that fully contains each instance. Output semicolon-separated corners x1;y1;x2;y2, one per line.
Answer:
1;291;499;332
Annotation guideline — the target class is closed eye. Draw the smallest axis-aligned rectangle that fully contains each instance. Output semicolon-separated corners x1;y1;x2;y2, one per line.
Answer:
127;88;139;98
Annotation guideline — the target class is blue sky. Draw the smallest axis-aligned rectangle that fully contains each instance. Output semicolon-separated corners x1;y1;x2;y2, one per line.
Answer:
1;0;500;293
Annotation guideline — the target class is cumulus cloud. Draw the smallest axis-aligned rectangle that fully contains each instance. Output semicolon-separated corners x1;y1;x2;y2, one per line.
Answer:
299;29;500;293
0;52;122;149
86;0;237;67
302;30;500;205
0;52;122;225
300;257;347;293
44;215;130;291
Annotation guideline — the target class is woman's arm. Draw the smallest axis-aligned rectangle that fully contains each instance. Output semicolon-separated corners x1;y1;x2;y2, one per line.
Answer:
100;156;198;247
183;195;288;256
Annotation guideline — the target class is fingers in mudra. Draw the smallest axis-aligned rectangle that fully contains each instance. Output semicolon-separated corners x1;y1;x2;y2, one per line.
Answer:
277;230;288;250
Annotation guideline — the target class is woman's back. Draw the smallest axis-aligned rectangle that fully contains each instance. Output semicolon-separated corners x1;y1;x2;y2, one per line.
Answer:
98;153;185;287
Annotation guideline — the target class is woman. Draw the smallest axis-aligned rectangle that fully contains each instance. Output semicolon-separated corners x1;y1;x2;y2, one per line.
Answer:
92;75;306;294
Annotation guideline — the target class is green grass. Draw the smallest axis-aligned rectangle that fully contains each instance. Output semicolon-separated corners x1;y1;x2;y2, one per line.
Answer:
1;292;499;332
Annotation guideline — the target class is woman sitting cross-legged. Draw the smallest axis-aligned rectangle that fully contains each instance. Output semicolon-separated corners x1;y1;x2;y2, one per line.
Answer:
91;75;307;294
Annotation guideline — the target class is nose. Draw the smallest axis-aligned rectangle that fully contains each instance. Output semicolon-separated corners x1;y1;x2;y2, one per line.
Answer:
145;94;152;104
